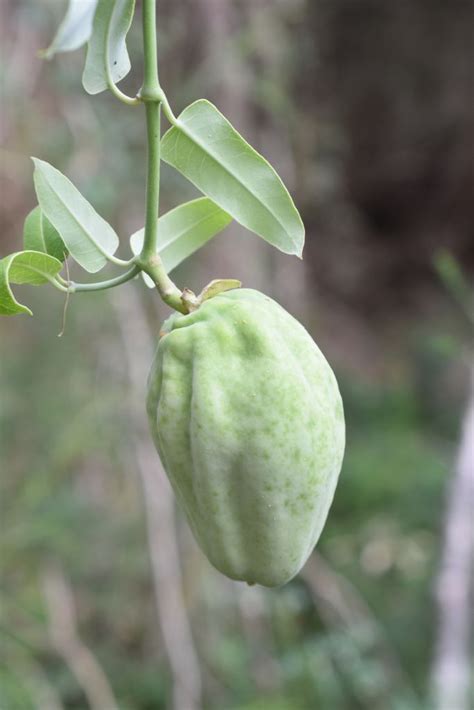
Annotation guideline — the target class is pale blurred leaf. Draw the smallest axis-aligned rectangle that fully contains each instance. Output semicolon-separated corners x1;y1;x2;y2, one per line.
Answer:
40;0;99;59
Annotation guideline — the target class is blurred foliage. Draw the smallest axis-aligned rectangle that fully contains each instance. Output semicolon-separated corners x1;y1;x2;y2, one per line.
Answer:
0;0;472;708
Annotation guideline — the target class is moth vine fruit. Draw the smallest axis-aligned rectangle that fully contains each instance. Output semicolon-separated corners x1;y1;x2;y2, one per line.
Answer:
147;288;345;587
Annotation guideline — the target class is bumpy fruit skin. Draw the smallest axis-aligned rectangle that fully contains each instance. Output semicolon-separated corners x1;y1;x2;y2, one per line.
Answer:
147;289;345;587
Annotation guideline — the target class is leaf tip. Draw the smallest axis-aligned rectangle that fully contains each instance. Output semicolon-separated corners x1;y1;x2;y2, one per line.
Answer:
294;225;305;259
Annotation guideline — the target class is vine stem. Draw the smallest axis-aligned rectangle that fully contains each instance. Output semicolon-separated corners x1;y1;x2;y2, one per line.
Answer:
48;0;187;309
141;101;161;261
137;0;187;313
107;81;140;106
50;266;141;294
142;0;160;94
68;266;141;293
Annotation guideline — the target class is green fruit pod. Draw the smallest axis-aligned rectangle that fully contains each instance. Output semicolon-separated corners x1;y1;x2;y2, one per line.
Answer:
147;288;345;587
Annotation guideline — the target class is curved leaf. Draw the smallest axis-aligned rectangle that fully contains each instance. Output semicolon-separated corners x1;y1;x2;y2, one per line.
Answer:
199;279;242;302
33;158;119;274
82;0;136;95
40;0;99;59
0;251;63;316
161;100;305;257
23;206;68;263
130;197;232;287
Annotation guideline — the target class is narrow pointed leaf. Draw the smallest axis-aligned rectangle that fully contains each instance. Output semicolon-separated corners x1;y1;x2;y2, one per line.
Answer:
130;197;232;288
33;158;119;274
199;279;242;302
0;251;63;316
82;0;136;95
161;100;305;257
23;206;68;263
40;0;99;59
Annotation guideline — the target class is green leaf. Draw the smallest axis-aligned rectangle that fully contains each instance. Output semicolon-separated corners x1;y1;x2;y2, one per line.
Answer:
0;251;63;316
161;100;305;257
33;158;119;274
40;0;99;59
82;0;136;95
23;206;69;263
130;197;232;288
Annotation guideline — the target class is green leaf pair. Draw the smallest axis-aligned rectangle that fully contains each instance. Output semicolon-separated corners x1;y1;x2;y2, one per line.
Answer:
32;159;232;281
1;163;232;315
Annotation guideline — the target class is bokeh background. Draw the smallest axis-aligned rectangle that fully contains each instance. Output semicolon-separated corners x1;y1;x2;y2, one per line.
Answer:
1;1;473;709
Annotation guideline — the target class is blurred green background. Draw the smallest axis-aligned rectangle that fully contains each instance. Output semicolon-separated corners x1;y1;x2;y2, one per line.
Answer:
1;1;472;709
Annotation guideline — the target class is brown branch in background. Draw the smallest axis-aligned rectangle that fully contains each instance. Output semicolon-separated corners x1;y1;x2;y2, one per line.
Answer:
237;585;281;694
111;286;202;710
41;562;119;710
431;367;474;710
